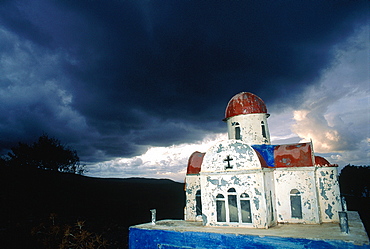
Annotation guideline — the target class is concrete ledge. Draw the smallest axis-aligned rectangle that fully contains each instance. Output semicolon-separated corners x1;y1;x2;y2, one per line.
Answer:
129;211;369;248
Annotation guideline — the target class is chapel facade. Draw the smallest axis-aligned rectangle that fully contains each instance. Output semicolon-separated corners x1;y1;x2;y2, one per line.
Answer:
185;92;342;228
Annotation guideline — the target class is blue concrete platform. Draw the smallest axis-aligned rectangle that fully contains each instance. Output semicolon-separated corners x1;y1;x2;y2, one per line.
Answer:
129;211;369;249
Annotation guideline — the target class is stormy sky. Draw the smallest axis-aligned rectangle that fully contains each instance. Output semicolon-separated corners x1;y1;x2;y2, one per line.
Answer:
0;0;368;181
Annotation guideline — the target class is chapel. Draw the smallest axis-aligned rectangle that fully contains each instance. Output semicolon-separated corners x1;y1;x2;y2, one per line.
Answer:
185;92;342;228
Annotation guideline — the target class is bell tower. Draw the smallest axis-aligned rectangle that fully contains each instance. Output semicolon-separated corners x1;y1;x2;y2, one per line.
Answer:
223;92;271;145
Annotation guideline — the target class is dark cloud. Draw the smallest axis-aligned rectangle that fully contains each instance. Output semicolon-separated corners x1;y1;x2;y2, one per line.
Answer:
0;0;368;162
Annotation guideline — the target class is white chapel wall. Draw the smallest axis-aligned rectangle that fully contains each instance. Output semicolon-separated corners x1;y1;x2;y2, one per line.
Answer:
274;167;321;224
263;169;277;227
201;140;262;173
200;171;269;228
185;174;201;221
316;167;342;222
226;114;271;145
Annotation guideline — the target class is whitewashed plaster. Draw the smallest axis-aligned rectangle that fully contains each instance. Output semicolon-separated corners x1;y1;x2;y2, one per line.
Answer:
185;174;201;221
274;167;321;224
316;167;341;222
201;139;262;173
184;93;343;230
263;170;277;227
199;139;274;228
226;114;271;145
184;141;343;228
200;171;271;228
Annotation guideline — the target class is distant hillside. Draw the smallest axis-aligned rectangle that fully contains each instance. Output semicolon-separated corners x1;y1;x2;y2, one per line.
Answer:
0;167;185;248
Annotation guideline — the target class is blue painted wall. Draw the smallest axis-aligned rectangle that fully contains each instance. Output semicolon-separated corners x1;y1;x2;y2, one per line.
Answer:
129;227;370;249
252;144;276;167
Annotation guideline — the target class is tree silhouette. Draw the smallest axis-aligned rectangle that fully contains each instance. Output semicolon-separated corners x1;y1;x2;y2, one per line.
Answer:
340;165;370;197
4;134;85;174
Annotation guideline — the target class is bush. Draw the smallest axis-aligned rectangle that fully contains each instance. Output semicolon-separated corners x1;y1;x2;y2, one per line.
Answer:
3;134;85;174
31;213;108;249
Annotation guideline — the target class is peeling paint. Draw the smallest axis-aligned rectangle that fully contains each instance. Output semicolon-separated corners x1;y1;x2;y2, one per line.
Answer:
304;200;311;209
231;176;240;185
184;92;342;229
220;179;228;186
225;92;267;119
207;177;219;186
202;214;207;226
187;151;205;175
320;179;329;200
253;197;260;210
316;167;341;222
252;144;275;167
274;143;314;167
216;144;224;153
325;204;334;219
226;111;271;145
255;188;261;195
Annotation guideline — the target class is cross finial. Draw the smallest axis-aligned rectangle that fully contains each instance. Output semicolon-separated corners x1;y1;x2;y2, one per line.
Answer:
224;155;233;169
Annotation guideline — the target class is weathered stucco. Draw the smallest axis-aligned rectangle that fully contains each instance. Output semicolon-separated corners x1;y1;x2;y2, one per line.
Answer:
130;91;366;249
183;92;343;230
274;167;320;224
200;171;272;228
226;114;271;145
263;170;277;227
185;175;201;221
197;139;275;228
184;142;343;228
201;139;263;173
316;167;341;222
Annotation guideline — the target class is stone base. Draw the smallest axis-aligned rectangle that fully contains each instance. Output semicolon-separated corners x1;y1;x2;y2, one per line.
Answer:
129;211;369;249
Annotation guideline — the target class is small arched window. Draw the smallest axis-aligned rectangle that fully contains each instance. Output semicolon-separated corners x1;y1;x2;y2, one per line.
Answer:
195;190;202;216
228;188;238;222
261;121;267;139
240;193;252;223
290;189;302;219
235;126;241;140
216;194;226;222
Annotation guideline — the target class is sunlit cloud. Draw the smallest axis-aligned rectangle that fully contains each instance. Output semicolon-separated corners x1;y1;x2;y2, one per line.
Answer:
86;133;227;182
87;24;369;181
292;25;369;166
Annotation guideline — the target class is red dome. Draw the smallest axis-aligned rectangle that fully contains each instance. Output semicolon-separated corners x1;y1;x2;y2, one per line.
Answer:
315;156;337;167
186;151;205;175
224;92;267;120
